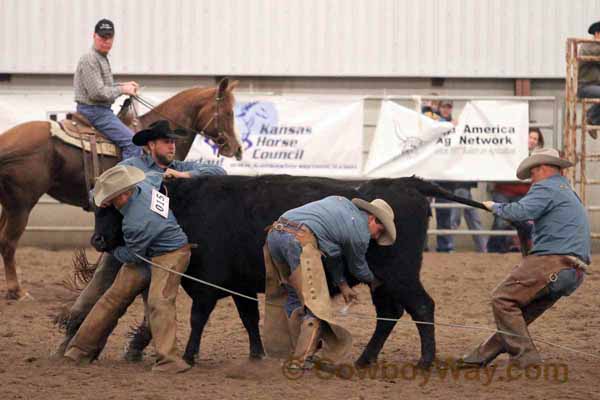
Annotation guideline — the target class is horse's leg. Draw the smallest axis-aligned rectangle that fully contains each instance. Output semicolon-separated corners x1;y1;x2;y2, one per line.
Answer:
0;206;35;300
232;294;265;359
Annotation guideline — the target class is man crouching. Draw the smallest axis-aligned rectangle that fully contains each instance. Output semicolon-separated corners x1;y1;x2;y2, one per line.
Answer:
263;195;396;369
64;165;192;373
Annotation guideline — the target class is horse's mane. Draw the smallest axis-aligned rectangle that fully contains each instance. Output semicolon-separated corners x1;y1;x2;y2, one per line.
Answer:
151;86;222;114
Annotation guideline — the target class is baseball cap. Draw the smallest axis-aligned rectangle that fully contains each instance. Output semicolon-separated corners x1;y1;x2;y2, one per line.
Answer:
94;19;115;38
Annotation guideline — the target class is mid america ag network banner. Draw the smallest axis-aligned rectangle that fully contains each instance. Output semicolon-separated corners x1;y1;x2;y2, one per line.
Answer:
186;96;364;177
364;100;529;181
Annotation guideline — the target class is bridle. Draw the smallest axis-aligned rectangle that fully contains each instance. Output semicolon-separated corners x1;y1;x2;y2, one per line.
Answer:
132;90;229;155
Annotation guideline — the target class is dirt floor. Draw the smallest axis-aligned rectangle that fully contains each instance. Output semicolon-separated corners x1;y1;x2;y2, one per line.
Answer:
1;247;599;400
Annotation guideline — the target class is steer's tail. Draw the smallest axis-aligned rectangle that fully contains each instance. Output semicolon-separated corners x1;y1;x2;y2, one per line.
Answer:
407;176;531;256
407;176;488;210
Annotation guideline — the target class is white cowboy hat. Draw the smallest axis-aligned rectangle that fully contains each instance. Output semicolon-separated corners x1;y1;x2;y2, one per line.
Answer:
93;165;145;206
351;198;396;246
516;148;573;180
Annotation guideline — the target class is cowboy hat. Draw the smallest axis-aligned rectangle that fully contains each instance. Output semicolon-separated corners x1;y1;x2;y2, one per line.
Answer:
93;165;145;206
132;120;187;146
589;21;600;35
351;198;396;246
516;148;573;180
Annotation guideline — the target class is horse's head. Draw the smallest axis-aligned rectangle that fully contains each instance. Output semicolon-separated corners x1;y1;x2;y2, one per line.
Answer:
194;78;243;160
90;205;124;253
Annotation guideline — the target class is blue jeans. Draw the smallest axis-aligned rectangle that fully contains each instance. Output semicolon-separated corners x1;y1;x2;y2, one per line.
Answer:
451;188;487;252
77;103;141;160
435;198;454;252
267;229;315;319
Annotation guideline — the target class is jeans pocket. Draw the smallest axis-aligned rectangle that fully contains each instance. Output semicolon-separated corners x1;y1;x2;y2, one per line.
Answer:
547;268;581;299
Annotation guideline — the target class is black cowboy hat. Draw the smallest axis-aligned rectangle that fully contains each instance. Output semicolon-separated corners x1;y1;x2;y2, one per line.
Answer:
132;120;187;146
589;21;600;35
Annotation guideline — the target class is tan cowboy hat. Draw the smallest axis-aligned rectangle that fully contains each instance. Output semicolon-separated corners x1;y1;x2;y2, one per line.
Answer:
516;148;573;180
351;198;396;246
93;165;145;206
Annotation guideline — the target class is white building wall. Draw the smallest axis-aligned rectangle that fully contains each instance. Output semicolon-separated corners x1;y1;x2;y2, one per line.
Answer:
1;0;599;77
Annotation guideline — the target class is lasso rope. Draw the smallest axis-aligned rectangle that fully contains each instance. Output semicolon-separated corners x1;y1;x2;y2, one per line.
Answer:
134;253;600;361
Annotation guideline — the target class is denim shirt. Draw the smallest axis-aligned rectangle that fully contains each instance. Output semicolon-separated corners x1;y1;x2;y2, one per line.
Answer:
119;153;226;188
492;174;591;264
282;196;375;283
112;181;188;264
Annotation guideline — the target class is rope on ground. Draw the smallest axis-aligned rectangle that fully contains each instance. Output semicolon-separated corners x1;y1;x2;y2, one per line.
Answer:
134;253;600;361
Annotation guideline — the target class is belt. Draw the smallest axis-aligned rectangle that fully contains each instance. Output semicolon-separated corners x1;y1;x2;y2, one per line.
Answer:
566;255;590;274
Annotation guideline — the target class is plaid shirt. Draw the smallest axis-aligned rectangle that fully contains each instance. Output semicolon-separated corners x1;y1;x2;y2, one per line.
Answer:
74;47;122;106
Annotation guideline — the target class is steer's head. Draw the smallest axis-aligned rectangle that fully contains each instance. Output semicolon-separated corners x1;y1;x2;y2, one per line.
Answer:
90;205;125;252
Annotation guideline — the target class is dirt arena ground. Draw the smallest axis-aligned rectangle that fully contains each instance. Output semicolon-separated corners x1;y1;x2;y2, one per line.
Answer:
1;247;599;400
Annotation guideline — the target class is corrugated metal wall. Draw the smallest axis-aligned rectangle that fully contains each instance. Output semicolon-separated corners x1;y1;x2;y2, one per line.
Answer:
1;0;598;77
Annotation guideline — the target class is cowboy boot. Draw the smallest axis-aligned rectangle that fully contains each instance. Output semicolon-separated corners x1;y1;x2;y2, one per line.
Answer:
292;316;322;368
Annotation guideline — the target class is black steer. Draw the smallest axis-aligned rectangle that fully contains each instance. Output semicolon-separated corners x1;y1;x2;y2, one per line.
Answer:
91;174;486;368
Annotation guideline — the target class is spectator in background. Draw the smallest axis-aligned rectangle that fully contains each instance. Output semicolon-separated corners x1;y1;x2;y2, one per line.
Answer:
578;20;600;138
421;94;441;120
487;128;544;253
432;100;487;253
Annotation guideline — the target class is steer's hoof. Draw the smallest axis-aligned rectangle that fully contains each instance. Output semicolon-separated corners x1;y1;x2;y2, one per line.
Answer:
182;353;197;366
123;344;144;363
249;350;265;360
417;358;434;370
6;289;34;301
354;357;376;369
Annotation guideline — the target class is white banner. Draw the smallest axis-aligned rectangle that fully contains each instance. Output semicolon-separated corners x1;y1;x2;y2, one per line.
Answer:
364;100;529;181
185;96;364;177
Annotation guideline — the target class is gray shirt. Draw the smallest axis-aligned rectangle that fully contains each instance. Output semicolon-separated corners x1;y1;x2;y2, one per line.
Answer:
74;47;122;106
492;174;591;264
119;153;227;189
282;196;375;283
112;181;188;264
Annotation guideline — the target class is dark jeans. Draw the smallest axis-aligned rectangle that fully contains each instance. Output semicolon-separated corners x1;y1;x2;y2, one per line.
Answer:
578;84;600;125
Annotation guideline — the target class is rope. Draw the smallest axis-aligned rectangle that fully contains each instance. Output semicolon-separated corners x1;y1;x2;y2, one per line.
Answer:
134;253;600;361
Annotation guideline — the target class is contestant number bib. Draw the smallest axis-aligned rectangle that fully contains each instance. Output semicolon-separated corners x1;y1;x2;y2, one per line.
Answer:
150;189;170;219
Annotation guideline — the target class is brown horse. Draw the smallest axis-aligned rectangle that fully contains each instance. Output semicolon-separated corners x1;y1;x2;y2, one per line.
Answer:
0;78;242;300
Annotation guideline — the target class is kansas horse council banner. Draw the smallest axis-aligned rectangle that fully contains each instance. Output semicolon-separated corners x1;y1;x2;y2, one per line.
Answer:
364;100;529;181
186;96;364;177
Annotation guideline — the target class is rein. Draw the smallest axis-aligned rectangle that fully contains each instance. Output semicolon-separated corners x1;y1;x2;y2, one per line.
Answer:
132;93;228;155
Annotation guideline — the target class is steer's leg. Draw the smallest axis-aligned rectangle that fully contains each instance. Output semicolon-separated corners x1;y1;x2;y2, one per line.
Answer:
232;294;265;359
398;280;436;369
356;285;404;368
183;295;218;365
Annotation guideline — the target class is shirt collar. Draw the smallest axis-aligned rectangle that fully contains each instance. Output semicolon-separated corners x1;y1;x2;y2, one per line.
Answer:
142;153;172;170
117;186;141;216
